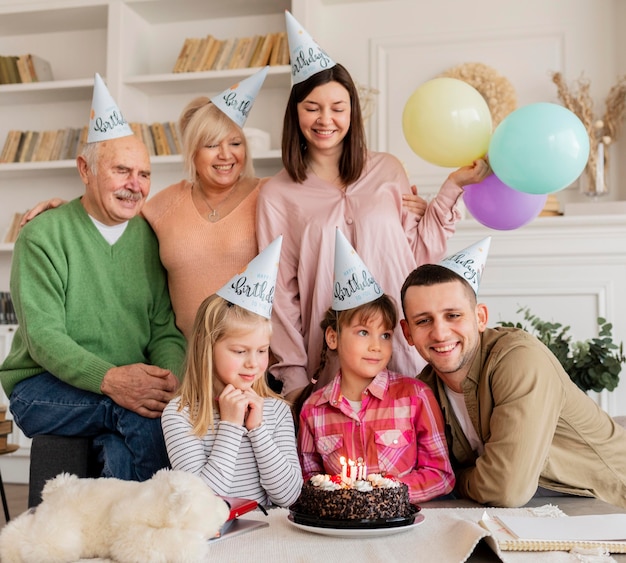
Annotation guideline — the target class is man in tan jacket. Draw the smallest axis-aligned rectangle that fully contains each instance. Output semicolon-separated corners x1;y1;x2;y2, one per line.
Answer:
400;238;626;508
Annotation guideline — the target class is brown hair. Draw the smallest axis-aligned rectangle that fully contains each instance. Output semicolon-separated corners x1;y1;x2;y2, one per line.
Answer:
177;294;281;437
400;264;477;318
281;63;367;185
292;294;398;420
179;97;255;182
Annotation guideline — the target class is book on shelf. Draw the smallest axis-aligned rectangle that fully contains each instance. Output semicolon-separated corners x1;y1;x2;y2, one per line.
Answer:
213;38;237;71
162;122;179;155
32;130;56;162
0;54;52;83
252;33;278;68
0;130;23;163
246;36;265;69
16;131;38;162
200;38;223;72
150;122;171;156
189;36;215;72
168;121;182;154
229;36;257;70
3;212;25;244
1;55;20;84
186;36;211;73
172;37;200;73
480;512;626;554
140;123;156;156
25;54;53;82
0;291;17;325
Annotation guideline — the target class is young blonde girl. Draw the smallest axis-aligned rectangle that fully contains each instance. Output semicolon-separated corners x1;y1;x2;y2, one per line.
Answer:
162;294;303;507
296;294;455;504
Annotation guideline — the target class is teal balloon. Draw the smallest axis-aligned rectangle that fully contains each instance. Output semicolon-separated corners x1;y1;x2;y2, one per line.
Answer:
489;103;590;194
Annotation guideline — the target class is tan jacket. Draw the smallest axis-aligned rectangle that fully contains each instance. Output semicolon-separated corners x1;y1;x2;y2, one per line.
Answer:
419;327;626;508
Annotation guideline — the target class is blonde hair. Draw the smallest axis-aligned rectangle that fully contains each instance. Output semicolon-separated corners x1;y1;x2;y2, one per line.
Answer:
179;97;255;182
177;294;280;436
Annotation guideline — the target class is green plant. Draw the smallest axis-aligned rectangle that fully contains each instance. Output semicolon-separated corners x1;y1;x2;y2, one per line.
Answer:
498;307;626;393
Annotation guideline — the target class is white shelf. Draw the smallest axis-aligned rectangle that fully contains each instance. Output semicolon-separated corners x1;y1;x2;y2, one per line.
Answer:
124;0;290;23
0;3;108;36
125;66;291;96
0;78;94;105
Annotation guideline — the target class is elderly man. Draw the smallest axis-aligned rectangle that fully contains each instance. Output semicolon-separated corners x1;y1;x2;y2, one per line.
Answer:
0;75;186;481
400;238;626;508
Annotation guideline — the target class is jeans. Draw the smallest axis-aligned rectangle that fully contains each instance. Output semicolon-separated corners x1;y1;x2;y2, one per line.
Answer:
10;372;170;481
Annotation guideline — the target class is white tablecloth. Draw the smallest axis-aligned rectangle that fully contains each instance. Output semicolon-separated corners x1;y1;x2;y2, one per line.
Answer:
205;505;616;563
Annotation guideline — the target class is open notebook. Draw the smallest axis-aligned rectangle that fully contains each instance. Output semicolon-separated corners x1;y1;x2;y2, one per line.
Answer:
480;512;626;553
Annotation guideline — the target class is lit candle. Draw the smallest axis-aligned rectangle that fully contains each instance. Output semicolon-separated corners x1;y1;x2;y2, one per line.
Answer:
348;458;356;482
340;456;347;483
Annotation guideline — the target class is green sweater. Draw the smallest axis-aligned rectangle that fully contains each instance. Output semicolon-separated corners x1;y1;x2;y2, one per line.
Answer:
0;198;186;397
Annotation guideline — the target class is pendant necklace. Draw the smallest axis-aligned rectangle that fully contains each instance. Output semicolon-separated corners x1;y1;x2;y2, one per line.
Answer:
195;181;239;223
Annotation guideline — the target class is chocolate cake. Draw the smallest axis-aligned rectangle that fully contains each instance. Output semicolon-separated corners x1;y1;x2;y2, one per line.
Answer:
291;473;413;521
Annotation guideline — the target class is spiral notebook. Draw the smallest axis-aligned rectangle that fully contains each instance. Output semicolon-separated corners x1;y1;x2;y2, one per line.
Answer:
480;512;626;553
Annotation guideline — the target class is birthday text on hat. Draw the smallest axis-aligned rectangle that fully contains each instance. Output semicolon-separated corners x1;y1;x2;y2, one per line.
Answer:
446;252;483;285
93;109;128;136
334;268;381;304
292;47;332;78
229;276;275;305
219;92;253;120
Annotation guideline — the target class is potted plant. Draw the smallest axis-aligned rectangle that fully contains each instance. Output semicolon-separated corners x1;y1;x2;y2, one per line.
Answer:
498;308;626;393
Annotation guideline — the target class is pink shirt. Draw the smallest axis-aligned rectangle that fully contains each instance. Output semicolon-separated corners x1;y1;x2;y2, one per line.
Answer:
143;179;263;340
298;369;455;503
256;151;463;395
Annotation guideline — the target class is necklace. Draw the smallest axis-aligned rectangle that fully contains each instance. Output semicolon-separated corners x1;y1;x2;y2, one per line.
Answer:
309;162;342;188
195;181;239;223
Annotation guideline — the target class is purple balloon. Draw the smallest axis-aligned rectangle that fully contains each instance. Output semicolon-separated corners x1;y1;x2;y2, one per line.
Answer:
463;173;548;230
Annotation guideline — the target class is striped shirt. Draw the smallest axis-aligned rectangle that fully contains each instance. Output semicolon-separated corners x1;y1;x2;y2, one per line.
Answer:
298;370;455;503
162;397;303;508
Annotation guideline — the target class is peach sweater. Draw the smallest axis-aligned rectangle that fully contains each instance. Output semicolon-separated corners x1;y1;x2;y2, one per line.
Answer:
143;179;264;340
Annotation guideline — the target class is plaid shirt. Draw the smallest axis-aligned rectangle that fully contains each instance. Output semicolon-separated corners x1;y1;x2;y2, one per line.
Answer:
298;369;455;503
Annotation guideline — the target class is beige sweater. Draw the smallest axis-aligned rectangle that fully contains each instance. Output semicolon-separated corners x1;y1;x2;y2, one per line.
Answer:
143;179;263;340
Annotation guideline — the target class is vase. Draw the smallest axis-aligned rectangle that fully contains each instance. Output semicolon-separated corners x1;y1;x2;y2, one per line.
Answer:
581;140;608;198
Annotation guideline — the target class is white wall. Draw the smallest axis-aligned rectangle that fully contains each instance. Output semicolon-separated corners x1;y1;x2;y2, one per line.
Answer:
297;0;625;205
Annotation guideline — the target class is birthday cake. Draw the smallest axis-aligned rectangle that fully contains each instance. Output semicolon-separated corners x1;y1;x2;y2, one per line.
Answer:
290;473;413;522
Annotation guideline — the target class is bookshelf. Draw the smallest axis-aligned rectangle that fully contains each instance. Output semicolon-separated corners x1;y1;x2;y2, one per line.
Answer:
0;0;295;292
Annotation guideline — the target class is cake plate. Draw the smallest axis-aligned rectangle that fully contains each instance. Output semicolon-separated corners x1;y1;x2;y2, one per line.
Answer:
287;510;425;538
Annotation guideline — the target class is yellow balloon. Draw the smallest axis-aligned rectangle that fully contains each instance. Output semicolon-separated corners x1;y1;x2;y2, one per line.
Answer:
402;77;492;167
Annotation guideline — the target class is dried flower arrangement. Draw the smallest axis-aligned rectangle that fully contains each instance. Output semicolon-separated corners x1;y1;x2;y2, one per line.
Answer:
356;82;379;123
440;62;517;127
551;72;626;195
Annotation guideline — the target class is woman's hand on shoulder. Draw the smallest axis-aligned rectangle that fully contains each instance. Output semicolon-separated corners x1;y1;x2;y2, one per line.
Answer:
20;198;67;226
447;158;491;188
402;185;427;221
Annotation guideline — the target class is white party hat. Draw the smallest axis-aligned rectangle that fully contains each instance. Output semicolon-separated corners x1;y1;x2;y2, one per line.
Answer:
216;235;282;319
210;66;269;128
285;10;336;85
438;237;491;295
88;73;133;143
333;229;383;311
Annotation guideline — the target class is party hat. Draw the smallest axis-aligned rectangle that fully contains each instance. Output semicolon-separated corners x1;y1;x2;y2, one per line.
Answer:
438;237;491;295
285;10;336;85
333;229;383;311
210;66;269;128
216;235;282;319
87;73;133;143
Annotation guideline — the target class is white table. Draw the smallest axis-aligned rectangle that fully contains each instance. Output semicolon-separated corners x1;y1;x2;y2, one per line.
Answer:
205;496;625;562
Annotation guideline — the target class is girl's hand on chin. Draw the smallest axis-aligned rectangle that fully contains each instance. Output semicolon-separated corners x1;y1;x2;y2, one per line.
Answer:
218;384;248;426
242;389;264;431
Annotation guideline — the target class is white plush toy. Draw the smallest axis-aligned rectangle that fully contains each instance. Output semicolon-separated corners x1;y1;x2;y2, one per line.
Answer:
0;469;230;563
